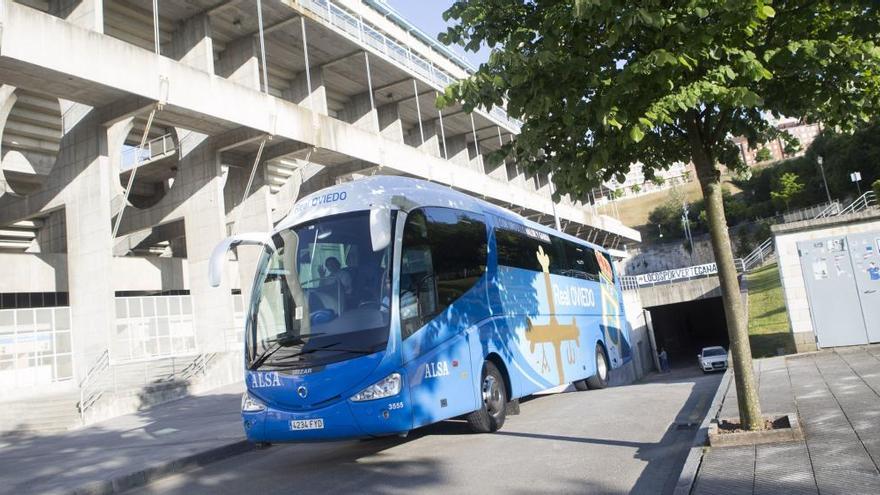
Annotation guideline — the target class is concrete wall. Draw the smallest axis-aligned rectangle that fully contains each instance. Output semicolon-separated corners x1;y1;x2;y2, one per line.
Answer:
624;235;716;276
622;290;657;380
637;276;722;308
773;210;880;353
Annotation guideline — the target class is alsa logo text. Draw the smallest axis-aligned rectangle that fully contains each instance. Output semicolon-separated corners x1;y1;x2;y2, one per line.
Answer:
250;371;282;388
424;361;450;379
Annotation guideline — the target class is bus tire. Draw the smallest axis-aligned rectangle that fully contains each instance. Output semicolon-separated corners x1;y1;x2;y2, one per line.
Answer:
466;361;507;433
573;379;589;391
586;344;609;390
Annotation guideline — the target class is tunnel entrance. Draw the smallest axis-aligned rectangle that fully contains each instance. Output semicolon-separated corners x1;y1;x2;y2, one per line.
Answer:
648;297;729;365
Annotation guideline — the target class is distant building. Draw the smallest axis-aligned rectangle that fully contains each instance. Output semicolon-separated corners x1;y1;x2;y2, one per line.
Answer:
591;161;693;204
735;119;822;167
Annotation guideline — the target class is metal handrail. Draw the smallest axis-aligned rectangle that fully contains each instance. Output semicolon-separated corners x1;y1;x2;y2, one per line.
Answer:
837;190;876;216
77;349;110;423
742;237;774;271
297;0;523;132
121;133;176;171
77;351;219;424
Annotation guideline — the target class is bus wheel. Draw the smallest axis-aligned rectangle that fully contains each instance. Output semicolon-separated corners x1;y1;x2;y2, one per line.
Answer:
466;361;507;433
573;379;589;391
586;345;609;390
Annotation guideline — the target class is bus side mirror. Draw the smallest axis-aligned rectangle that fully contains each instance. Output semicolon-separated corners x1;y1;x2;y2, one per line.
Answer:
370;207;392;252
209;232;274;287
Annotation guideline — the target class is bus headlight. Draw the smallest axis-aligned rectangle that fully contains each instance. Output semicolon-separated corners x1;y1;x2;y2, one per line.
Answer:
350;373;401;402
241;393;266;412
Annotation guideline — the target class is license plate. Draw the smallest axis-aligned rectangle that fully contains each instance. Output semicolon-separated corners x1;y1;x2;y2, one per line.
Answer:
290;418;324;430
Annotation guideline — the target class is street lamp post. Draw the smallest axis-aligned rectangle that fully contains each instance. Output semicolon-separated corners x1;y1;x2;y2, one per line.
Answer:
682;201;695;263
817;155;832;204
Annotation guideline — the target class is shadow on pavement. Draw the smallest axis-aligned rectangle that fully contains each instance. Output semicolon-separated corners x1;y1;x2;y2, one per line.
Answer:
0;385;244;495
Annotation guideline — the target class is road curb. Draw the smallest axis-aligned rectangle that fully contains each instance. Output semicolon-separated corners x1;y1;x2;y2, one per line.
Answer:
68;439;255;495
672;369;732;495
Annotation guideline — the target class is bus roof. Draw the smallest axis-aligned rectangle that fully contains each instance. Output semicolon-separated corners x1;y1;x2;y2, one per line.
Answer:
275;176;609;255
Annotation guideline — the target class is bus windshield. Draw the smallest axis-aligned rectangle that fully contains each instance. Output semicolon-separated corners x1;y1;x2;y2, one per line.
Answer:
246;211;394;370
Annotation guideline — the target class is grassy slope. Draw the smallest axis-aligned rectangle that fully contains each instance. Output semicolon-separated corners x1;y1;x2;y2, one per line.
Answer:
615;174;743;234
746;262;794;357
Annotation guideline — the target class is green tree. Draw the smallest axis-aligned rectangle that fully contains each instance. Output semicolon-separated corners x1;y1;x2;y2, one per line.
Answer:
783;137;801;156
755;147;773;162
631;183;642;194
440;0;880;430
873;179;880;199
770;172;805;210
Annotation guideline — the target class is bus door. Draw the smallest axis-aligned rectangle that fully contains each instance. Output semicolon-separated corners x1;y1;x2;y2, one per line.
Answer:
397;207;489;426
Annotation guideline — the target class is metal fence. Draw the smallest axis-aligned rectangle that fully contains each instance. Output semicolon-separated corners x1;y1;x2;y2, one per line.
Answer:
297;0;522;132
120;133;176;171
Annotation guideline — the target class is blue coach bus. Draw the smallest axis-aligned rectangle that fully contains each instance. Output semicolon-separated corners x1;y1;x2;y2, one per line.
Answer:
209;176;631;442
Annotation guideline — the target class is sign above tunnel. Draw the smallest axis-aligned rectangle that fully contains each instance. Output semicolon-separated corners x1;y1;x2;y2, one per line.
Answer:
634;262;718;286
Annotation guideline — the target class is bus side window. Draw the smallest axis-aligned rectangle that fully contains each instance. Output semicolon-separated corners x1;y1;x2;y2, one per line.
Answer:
495;228;548;270
399;208;488;339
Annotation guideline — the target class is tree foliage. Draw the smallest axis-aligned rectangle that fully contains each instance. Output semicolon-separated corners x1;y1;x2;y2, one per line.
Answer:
439;0;880;196
755;147;772;162
770;172;805;209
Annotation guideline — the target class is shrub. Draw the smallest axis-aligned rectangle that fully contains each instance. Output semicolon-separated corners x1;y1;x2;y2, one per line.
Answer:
755;147;772;162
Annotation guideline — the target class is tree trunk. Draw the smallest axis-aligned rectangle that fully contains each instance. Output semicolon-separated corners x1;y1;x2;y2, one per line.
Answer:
688;128;764;431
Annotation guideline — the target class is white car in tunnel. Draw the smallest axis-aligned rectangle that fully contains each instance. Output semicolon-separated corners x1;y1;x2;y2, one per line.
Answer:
698;346;728;372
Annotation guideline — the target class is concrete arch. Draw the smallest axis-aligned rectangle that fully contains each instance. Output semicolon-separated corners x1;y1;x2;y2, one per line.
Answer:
0;87;63;197
114;116;183;210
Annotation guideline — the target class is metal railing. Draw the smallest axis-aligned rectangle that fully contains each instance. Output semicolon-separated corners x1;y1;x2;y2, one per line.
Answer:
836;190;876;217
741;237;775;272
77;351;219;424
178;353;217;381
78;349;110;423
620;276;639;291
297;0;522;132
120;133;176;171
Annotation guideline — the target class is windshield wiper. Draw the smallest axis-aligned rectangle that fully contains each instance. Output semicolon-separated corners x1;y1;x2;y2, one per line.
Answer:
268;342;375;362
250;333;326;370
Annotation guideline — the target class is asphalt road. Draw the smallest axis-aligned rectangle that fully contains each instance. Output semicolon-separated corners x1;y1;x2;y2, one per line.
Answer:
131;366;722;495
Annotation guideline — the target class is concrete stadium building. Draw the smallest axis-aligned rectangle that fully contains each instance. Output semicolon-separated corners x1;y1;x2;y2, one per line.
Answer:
0;0;639;430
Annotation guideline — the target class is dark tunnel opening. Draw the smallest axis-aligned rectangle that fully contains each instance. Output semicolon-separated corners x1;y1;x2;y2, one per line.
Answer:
648;297;730;366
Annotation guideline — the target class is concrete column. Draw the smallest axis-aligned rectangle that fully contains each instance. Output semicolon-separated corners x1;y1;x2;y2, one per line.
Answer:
31;209;67;254
181;145;236;353
283;68;328;116
444;134;471;168
215;37;261;90
404;119;441;158
378;103;404;143
170;13;214;73
339;92;378;132
61;112;115;382
234;181;273;313
50;0;103;32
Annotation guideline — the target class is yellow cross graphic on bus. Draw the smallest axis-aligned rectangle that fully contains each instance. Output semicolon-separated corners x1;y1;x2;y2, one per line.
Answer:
525;246;580;385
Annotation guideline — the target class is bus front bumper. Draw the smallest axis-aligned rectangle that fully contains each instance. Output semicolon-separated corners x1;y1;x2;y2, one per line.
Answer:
243;395;411;442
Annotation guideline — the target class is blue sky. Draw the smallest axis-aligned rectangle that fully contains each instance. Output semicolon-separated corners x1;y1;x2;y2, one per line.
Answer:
384;0;491;68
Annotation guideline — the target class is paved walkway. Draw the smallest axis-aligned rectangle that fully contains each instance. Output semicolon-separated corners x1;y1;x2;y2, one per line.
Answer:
0;383;246;495
693;345;880;495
